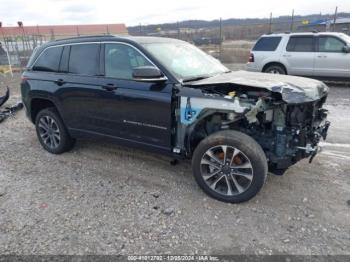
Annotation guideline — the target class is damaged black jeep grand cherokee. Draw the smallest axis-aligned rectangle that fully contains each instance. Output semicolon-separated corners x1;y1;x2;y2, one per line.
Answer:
21;35;330;203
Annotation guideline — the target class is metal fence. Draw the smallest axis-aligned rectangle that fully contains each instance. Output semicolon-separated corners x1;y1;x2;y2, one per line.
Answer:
0;7;347;72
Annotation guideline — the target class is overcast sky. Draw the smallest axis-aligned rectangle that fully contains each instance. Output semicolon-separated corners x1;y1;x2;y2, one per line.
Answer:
0;0;348;27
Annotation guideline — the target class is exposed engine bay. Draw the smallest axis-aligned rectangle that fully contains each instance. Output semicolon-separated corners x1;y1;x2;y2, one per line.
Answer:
174;71;330;171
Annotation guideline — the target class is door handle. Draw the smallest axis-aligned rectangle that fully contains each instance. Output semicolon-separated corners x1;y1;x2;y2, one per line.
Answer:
282;54;291;57
54;79;65;86
101;84;118;91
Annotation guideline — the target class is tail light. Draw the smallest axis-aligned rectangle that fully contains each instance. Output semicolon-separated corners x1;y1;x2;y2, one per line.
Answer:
248;53;255;63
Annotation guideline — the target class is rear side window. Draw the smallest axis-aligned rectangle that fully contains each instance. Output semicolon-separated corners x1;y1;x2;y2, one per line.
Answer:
286;36;314;52
69;44;100;75
253;37;282;51
32;46;63;72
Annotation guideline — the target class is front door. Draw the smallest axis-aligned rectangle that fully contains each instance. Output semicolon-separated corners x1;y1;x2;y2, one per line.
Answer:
314;35;350;78
100;43;173;149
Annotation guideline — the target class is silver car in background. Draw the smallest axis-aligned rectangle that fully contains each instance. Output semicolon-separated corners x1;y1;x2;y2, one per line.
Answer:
246;32;350;80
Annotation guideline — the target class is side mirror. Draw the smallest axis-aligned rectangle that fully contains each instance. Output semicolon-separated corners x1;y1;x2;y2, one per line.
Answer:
342;46;350;53
132;66;167;81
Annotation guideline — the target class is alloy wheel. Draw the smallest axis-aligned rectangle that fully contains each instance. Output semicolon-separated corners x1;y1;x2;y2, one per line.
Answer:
37;115;61;149
200;145;254;196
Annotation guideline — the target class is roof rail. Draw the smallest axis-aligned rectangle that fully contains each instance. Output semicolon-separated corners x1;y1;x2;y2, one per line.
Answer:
54;34;115;41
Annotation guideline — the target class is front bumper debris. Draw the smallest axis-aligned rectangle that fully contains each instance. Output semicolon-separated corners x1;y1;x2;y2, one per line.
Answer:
297;121;331;163
0;87;24;123
0;87;9;107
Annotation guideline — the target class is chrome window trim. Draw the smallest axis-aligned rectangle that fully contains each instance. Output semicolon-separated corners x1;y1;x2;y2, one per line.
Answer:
30;41;168;81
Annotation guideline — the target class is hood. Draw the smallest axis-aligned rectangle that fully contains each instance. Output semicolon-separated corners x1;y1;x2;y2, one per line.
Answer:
186;71;329;103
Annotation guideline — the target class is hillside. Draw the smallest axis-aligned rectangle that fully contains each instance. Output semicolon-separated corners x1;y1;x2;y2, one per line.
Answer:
128;12;350;35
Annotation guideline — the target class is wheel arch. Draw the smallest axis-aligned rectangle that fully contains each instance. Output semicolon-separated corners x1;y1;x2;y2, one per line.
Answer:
185;110;245;156
262;62;288;74
30;97;59;124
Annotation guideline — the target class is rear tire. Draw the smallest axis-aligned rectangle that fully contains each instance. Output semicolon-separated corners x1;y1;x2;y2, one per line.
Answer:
263;64;286;75
35;107;75;154
192;130;268;203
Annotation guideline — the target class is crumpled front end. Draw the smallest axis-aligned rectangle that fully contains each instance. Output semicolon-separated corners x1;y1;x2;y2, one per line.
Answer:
174;72;330;171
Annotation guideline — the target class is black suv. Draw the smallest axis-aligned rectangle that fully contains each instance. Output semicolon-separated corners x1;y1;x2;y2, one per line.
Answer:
21;35;330;203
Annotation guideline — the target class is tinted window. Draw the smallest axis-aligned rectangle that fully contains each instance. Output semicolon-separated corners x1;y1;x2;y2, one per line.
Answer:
253;37;282;51
69;44;100;75
32;46;63;72
286;36;314;52
319;36;345;52
105;43;152;80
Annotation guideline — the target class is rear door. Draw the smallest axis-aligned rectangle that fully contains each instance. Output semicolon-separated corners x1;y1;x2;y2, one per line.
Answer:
282;35;315;76
314;35;350;78
56;43;114;135
28;45;64;111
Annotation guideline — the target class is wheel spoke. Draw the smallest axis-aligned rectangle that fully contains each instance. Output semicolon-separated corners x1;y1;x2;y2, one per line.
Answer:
202;169;221;181
224;175;233;196
221;145;228;163
205;150;224;165
210;175;224;190
230;174;244;193
52;136;57;147
41;133;49;143
201;158;221;170
39;118;49;130
230;148;240;166
233;171;253;181
49;137;55;148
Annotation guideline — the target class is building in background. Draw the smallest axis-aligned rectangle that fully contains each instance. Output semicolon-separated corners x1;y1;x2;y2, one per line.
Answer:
297;17;350;34
0;23;128;69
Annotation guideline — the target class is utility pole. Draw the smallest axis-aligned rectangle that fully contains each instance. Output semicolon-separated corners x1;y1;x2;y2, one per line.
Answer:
139;23;142;36
290;9;295;32
269;12;273;33
177;21;180;39
333;6;338;32
17;21;28;54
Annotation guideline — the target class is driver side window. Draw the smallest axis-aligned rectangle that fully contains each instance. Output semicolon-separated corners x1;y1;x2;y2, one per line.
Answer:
318;36;345;53
105;43;152;80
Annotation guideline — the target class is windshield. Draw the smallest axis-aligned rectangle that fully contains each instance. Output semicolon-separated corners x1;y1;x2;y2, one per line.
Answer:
142;41;229;81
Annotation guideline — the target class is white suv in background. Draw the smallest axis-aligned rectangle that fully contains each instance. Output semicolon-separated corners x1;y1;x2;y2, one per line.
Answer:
246;32;350;79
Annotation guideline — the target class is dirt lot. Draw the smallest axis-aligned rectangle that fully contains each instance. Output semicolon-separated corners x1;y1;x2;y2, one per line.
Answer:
0;72;349;255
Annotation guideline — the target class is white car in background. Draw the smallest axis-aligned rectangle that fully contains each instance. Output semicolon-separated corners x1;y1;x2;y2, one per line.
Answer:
246;32;350;80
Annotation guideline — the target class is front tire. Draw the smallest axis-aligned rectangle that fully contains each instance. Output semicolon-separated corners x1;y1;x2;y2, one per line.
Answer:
192;130;268;203
35;107;75;154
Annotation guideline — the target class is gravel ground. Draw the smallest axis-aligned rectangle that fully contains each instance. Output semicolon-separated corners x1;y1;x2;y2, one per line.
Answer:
0;73;349;255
